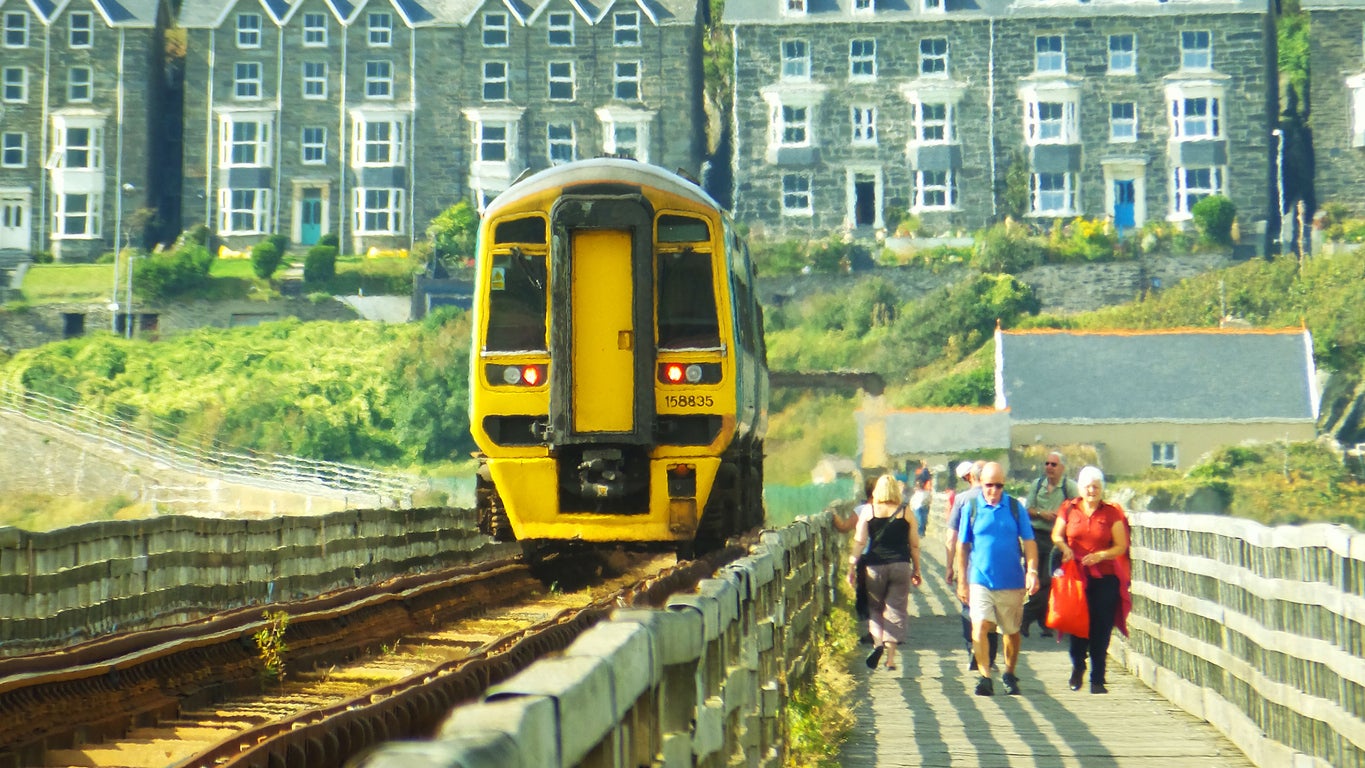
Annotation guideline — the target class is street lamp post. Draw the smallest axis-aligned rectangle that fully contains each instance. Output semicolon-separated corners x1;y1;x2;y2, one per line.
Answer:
118;183;136;338
1272;128;1287;250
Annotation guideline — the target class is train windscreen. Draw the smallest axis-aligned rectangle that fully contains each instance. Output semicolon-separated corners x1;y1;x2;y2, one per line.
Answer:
657;247;720;349
485;250;548;352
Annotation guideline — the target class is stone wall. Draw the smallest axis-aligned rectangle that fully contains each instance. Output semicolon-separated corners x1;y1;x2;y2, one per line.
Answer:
757;251;1233;317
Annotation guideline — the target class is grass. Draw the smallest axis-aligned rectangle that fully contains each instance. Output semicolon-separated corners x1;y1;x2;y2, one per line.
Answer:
14;253;422;306
787;581;860;767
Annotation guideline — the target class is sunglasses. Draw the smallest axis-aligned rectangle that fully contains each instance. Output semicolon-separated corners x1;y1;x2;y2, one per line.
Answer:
1044;462;1058;467
983;482;1004;489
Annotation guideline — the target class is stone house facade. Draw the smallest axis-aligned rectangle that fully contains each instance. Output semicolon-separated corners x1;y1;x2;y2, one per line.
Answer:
1304;0;1365;215
177;0;706;256
0;0;169;261
722;0;1276;251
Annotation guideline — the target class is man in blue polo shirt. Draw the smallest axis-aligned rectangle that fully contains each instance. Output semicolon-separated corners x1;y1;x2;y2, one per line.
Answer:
954;461;1039;697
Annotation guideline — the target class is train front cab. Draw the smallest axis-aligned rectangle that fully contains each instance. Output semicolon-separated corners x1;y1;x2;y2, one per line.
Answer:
472;176;748;552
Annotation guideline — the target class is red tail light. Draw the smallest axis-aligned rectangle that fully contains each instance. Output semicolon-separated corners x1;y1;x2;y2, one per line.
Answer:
522;365;541;386
665;364;684;383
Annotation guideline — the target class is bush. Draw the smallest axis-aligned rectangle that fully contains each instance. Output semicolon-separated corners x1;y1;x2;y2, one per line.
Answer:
303;245;337;283
427;201;479;262
135;242;214;299
1191;195;1236;246
317;233;340;249
973;222;1046;273
251;240;284;280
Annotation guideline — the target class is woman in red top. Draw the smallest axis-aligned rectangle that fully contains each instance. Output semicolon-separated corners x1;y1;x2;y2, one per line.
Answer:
1052;465;1130;694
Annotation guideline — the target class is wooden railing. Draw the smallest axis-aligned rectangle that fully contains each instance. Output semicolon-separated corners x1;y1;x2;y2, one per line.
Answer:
1120;512;1364;768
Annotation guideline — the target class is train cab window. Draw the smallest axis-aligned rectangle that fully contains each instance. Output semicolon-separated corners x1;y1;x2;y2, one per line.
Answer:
485;249;548;351
657;248;720;349
658;214;710;243
495;216;547;244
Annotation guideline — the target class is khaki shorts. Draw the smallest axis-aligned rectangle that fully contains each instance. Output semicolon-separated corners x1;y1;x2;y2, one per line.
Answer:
968;584;1025;635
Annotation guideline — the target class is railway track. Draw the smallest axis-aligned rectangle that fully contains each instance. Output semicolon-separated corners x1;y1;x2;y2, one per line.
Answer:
2;542;750;768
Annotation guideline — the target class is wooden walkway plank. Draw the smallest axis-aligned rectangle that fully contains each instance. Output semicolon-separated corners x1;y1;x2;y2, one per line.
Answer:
837;538;1256;767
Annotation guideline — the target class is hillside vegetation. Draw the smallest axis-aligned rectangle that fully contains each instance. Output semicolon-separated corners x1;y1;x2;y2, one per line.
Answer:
3;248;1365;526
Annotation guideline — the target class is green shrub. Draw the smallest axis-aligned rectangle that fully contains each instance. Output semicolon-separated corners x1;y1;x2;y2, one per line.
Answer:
750;238;808;276
317;232;340;249
135;242;214;299
427;201;479;263
251;240;284;280
973;223;1046;273
1191;195;1236;246
304;245;337;283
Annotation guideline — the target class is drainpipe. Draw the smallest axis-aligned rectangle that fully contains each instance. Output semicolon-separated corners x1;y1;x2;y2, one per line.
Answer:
205;31;215;228
988;17;997;220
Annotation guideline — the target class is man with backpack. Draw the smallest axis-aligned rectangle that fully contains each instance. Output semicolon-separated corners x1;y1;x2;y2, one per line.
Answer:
955;461;1040;696
1022;452;1077;637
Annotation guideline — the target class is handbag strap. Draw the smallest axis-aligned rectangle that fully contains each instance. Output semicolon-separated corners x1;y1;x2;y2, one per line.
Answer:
863;503;906;553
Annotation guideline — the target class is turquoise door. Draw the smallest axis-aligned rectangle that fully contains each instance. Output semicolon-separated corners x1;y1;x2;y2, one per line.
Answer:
301;189;323;245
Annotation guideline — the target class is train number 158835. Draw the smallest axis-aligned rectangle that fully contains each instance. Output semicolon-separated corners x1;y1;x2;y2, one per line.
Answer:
663;394;714;408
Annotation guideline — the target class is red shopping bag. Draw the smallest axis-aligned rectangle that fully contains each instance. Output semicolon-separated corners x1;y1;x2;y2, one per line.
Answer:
1046;559;1090;639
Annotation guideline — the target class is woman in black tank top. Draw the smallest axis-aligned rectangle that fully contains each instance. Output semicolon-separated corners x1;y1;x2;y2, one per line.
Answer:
849;474;923;671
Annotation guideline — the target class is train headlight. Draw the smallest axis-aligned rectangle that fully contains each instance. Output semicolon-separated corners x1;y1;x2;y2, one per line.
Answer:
657;362;722;384
487;364;547;387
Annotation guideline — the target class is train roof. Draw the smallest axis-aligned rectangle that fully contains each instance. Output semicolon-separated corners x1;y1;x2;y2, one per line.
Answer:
482;159;722;219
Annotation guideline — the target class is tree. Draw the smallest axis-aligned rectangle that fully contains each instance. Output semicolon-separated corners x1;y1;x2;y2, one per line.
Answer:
426;202;479;270
1191;195;1237;247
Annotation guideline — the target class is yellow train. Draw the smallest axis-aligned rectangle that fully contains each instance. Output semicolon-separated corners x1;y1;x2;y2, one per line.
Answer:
469;159;768;563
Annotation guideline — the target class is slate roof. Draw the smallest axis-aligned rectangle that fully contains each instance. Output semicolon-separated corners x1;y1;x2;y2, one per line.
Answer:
22;0;161;25
859;407;1011;456
995;328;1319;424
722;0;1264;24
180;0;687;28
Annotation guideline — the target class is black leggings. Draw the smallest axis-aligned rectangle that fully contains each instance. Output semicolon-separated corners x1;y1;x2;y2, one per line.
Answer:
1069;575;1120;685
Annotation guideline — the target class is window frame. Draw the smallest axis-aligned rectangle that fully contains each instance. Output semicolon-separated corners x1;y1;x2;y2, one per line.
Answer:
1181;30;1212;70
303;61;328;99
1151;442;1178;469
1030;171;1077;216
218;187;271;235
365;60;393;99
1108;33;1135;75
1172;165;1223;215
303;13;328;46
67;66;93;103
919;37;948;77
234;62;262;100
1035;35;1065;73
548;61;575;101
781;39;810;81
236;13;262;49
368;13;393;47
2;66;28;103
4;12;28;48
548;12;574;46
54;192;102;238
482;61;508;101
353;187;404;234
913;169;956;211
613;61;641;101
913;101;953;144
547;122;576;164
1024;98;1078;145
850;105;877;146
849;38;877;80
1110;101;1137;142
69;12;93;48
354;118;405;167
0;131;24;167
220;118;270;168
483;12;509;47
781;173;813;216
613;11;640;46
301;126;327;164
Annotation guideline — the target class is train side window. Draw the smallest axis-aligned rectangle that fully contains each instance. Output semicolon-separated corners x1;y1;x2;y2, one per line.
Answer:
485;249;548;352
657;214;709;243
657;248;721;349
495;216;547;244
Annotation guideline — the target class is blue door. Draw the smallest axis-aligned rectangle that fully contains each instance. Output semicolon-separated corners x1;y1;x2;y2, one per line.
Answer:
1113;180;1136;233
301;189;323;245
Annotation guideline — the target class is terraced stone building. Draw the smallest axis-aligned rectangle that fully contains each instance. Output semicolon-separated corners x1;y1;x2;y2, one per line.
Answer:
177;0;707;254
0;0;169;261
722;0;1277;252
1304;0;1365;217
